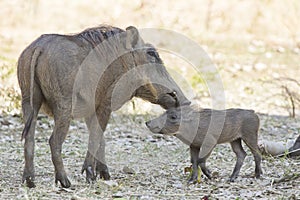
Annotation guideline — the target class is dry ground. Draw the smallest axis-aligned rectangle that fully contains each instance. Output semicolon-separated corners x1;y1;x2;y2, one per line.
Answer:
1;0;300;199
0;113;299;199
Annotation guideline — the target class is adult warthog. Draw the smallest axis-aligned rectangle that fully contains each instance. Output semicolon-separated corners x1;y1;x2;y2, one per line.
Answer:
18;25;190;188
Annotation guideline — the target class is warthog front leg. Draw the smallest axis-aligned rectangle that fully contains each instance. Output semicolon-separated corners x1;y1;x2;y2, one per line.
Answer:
188;146;200;184
83;111;110;183
198;152;213;180
95;138;110;180
49;116;71;188
81;151;96;183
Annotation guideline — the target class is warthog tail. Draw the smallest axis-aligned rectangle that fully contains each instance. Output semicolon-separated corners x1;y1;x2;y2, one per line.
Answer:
29;47;41;109
20;47;42;141
21;111;34;141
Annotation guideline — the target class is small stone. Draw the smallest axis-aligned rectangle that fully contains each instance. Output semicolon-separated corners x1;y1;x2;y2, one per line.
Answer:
276;46;285;53
212;171;219;178
123;166;135;174
254;63;267;71
293;47;300;54
1;120;11;126
104;180;118;187
243;65;253;72
71;196;79;200
173;182;183;189
265;52;272;58
112;192;124;198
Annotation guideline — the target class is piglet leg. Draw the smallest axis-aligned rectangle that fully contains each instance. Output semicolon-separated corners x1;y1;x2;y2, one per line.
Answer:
188;146;200;184
229;139;247;182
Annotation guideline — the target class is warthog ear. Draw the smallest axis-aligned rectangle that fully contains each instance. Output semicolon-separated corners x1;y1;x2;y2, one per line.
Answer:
125;26;143;49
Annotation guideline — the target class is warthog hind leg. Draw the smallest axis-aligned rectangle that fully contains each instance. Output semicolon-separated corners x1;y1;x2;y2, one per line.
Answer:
243;137;262;179
229;138;247;182
49;115;71;188
22;88;43;188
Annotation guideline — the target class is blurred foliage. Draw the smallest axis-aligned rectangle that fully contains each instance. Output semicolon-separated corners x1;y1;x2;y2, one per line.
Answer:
0;56;20;115
191;74;206;96
0;56;15;80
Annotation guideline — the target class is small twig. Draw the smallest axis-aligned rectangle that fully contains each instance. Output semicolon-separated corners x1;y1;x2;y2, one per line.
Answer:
276;148;300;158
273;173;300;184
282;85;295;118
275;77;300;87
265;77;300;117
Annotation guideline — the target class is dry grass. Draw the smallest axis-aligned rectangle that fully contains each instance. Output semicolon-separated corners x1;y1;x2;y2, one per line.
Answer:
0;114;299;199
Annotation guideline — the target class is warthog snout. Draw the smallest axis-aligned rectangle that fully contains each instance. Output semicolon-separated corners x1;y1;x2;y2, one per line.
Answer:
146;107;181;135
145;119;163;134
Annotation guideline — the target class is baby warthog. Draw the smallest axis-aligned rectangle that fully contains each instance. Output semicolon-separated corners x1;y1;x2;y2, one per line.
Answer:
146;105;262;183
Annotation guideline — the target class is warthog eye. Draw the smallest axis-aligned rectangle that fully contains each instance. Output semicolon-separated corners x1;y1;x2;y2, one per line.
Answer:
170;114;177;120
147;50;161;63
147;51;157;57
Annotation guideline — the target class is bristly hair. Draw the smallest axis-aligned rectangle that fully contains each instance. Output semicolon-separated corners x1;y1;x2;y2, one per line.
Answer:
76;25;124;47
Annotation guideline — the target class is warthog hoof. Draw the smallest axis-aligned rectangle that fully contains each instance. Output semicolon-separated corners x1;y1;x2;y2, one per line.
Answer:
82;166;96;183
187;178;198;185
55;172;71;188
228;177;236;182
187;175;198;185
96;162;110;180
22;168;35;188
23;176;36;188
255;168;262;179
99;170;110;180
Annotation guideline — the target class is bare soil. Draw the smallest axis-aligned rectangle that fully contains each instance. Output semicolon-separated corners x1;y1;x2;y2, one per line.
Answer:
0;113;299;199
